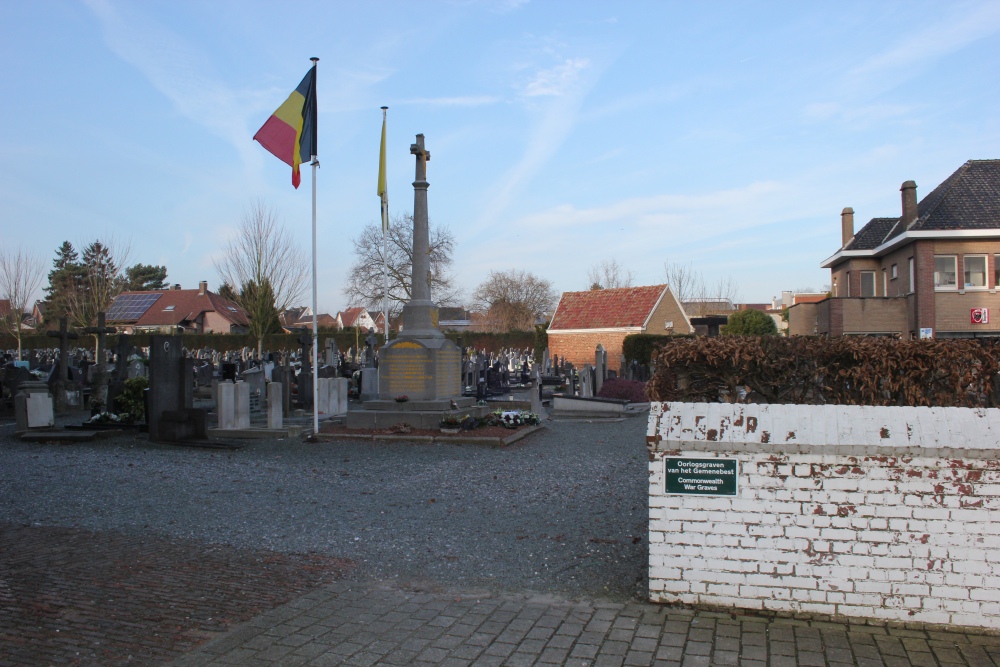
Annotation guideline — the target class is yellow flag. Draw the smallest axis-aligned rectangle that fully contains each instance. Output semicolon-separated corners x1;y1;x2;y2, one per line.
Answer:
377;110;388;232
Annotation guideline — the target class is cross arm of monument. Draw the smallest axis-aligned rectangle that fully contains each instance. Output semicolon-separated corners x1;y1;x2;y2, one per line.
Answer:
409;134;430;162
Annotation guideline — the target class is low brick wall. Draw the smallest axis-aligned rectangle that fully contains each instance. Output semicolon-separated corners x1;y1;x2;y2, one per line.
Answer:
647;402;1000;629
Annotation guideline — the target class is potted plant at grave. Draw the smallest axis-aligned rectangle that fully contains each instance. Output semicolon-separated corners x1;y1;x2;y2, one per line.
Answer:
394;395;408;403
439;414;465;433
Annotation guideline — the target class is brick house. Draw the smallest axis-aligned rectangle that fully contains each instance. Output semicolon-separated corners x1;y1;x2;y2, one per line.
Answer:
107;281;249;334
546;285;692;367
789;160;1000;338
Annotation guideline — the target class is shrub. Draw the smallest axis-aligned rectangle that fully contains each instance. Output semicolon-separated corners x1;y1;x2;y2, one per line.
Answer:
114;376;149;423
722;309;778;336
597;378;648;403
647;336;1000;407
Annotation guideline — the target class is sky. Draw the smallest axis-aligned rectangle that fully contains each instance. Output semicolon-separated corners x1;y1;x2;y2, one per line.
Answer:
2;0;1000;314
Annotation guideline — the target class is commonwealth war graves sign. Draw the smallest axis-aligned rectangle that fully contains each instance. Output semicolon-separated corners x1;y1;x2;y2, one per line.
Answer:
664;458;739;496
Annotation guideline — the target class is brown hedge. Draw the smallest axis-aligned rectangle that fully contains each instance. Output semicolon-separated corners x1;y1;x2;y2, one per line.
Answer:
646;336;1000;407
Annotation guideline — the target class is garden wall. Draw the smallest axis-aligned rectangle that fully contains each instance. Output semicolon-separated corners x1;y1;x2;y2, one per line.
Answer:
647;401;1000;629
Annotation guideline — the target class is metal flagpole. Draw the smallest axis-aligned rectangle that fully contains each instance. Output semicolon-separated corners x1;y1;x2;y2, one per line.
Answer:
381;106;389;347
310;57;320;436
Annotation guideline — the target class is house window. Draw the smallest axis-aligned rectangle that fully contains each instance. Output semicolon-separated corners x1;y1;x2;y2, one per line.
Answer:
891;264;898;280
909;257;915;292
882;269;887;296
934;255;957;289
163;305;175;311
995;255;1000;288
847;273;851;296
860;271;876;297
964;255;987;288
832;278;838;297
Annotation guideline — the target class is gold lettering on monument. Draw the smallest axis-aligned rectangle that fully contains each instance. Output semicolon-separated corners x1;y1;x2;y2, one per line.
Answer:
384;343;431;395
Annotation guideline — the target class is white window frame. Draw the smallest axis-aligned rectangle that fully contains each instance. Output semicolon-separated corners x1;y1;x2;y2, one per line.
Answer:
891;264;898;280
882;269;887;296
964;254;987;289
860;271;876;297
934;255;958;290
909;257;915;293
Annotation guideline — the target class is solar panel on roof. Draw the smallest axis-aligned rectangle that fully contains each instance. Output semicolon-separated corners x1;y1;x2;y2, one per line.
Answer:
106;293;162;322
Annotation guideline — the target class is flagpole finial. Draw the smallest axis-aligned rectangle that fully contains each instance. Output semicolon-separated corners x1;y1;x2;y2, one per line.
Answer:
381;106;388;110
310;57;319;63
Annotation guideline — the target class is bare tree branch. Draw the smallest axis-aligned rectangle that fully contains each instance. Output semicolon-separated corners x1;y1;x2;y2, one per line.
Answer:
214;200;309;353
344;214;459;317
587;259;635;290
0;246;44;360
64;235;133;330
472;269;557;332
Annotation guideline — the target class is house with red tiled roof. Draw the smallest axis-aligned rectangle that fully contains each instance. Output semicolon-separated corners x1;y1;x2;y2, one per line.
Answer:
546;285;692;367
107;281;249;334
336;307;377;332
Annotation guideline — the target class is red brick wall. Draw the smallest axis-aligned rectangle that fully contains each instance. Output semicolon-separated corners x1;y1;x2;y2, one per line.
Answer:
548;331;633;369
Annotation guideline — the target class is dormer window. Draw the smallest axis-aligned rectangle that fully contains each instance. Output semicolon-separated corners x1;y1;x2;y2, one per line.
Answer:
164;305;176;311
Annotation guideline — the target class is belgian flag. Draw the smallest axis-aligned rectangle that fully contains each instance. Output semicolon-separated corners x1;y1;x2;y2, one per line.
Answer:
253;63;317;189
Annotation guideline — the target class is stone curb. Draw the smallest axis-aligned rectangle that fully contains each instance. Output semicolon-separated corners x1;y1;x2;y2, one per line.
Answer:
308;424;545;447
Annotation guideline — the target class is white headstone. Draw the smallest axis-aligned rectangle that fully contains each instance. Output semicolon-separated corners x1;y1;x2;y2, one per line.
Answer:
317;377;332;416
334;377;349;416
234;382;251;429
216;382;235;429
26;393;55;428
267;382;283;429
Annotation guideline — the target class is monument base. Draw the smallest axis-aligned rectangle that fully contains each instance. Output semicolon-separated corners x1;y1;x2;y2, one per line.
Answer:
346;401;493;430
377;335;461;401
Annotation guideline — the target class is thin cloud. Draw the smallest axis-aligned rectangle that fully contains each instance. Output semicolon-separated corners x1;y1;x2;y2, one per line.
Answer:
400;95;501;107
850;3;1000;80
522;58;590;97
84;0;263;167
511;181;787;233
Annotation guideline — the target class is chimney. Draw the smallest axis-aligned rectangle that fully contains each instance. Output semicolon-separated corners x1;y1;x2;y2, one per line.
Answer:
199;280;208;296
900;180;918;227
841;207;854;247
171;283;181;291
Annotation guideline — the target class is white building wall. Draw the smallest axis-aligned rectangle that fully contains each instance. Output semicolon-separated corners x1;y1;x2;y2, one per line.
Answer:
648;402;1000;629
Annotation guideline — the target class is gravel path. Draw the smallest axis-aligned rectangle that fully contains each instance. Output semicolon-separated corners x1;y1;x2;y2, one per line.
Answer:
0;416;649;601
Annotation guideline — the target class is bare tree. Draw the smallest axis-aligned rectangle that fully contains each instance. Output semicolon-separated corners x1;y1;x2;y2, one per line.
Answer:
587;259;635;290
664;259;742;316
344;214;459;318
472;269;558;332
214;200;309;354
0;246;44;360
64;236;132;330
663;259;704;304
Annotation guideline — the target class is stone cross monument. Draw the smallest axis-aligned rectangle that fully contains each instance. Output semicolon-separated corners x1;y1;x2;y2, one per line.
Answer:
374;133;461;402
398;134;443;339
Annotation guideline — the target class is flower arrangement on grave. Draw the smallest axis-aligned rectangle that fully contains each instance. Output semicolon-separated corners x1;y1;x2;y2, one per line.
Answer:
485;409;541;429
439;414;466;429
87;411;123;424
394;395;409;403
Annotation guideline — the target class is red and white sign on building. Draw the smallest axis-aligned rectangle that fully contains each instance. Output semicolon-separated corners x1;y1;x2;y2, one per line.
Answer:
971;307;990;324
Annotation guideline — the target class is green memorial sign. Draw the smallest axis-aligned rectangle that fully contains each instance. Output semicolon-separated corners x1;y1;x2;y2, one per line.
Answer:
664;457;738;496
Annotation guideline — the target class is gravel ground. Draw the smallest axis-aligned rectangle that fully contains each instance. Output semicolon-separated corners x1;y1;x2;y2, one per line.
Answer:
0;414;650;601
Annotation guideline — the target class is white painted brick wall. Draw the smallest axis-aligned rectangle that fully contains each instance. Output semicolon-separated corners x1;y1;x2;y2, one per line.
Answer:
648;401;1000;629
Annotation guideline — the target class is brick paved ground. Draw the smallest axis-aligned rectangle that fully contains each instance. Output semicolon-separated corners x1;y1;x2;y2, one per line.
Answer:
167;581;1000;667
0;522;350;667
